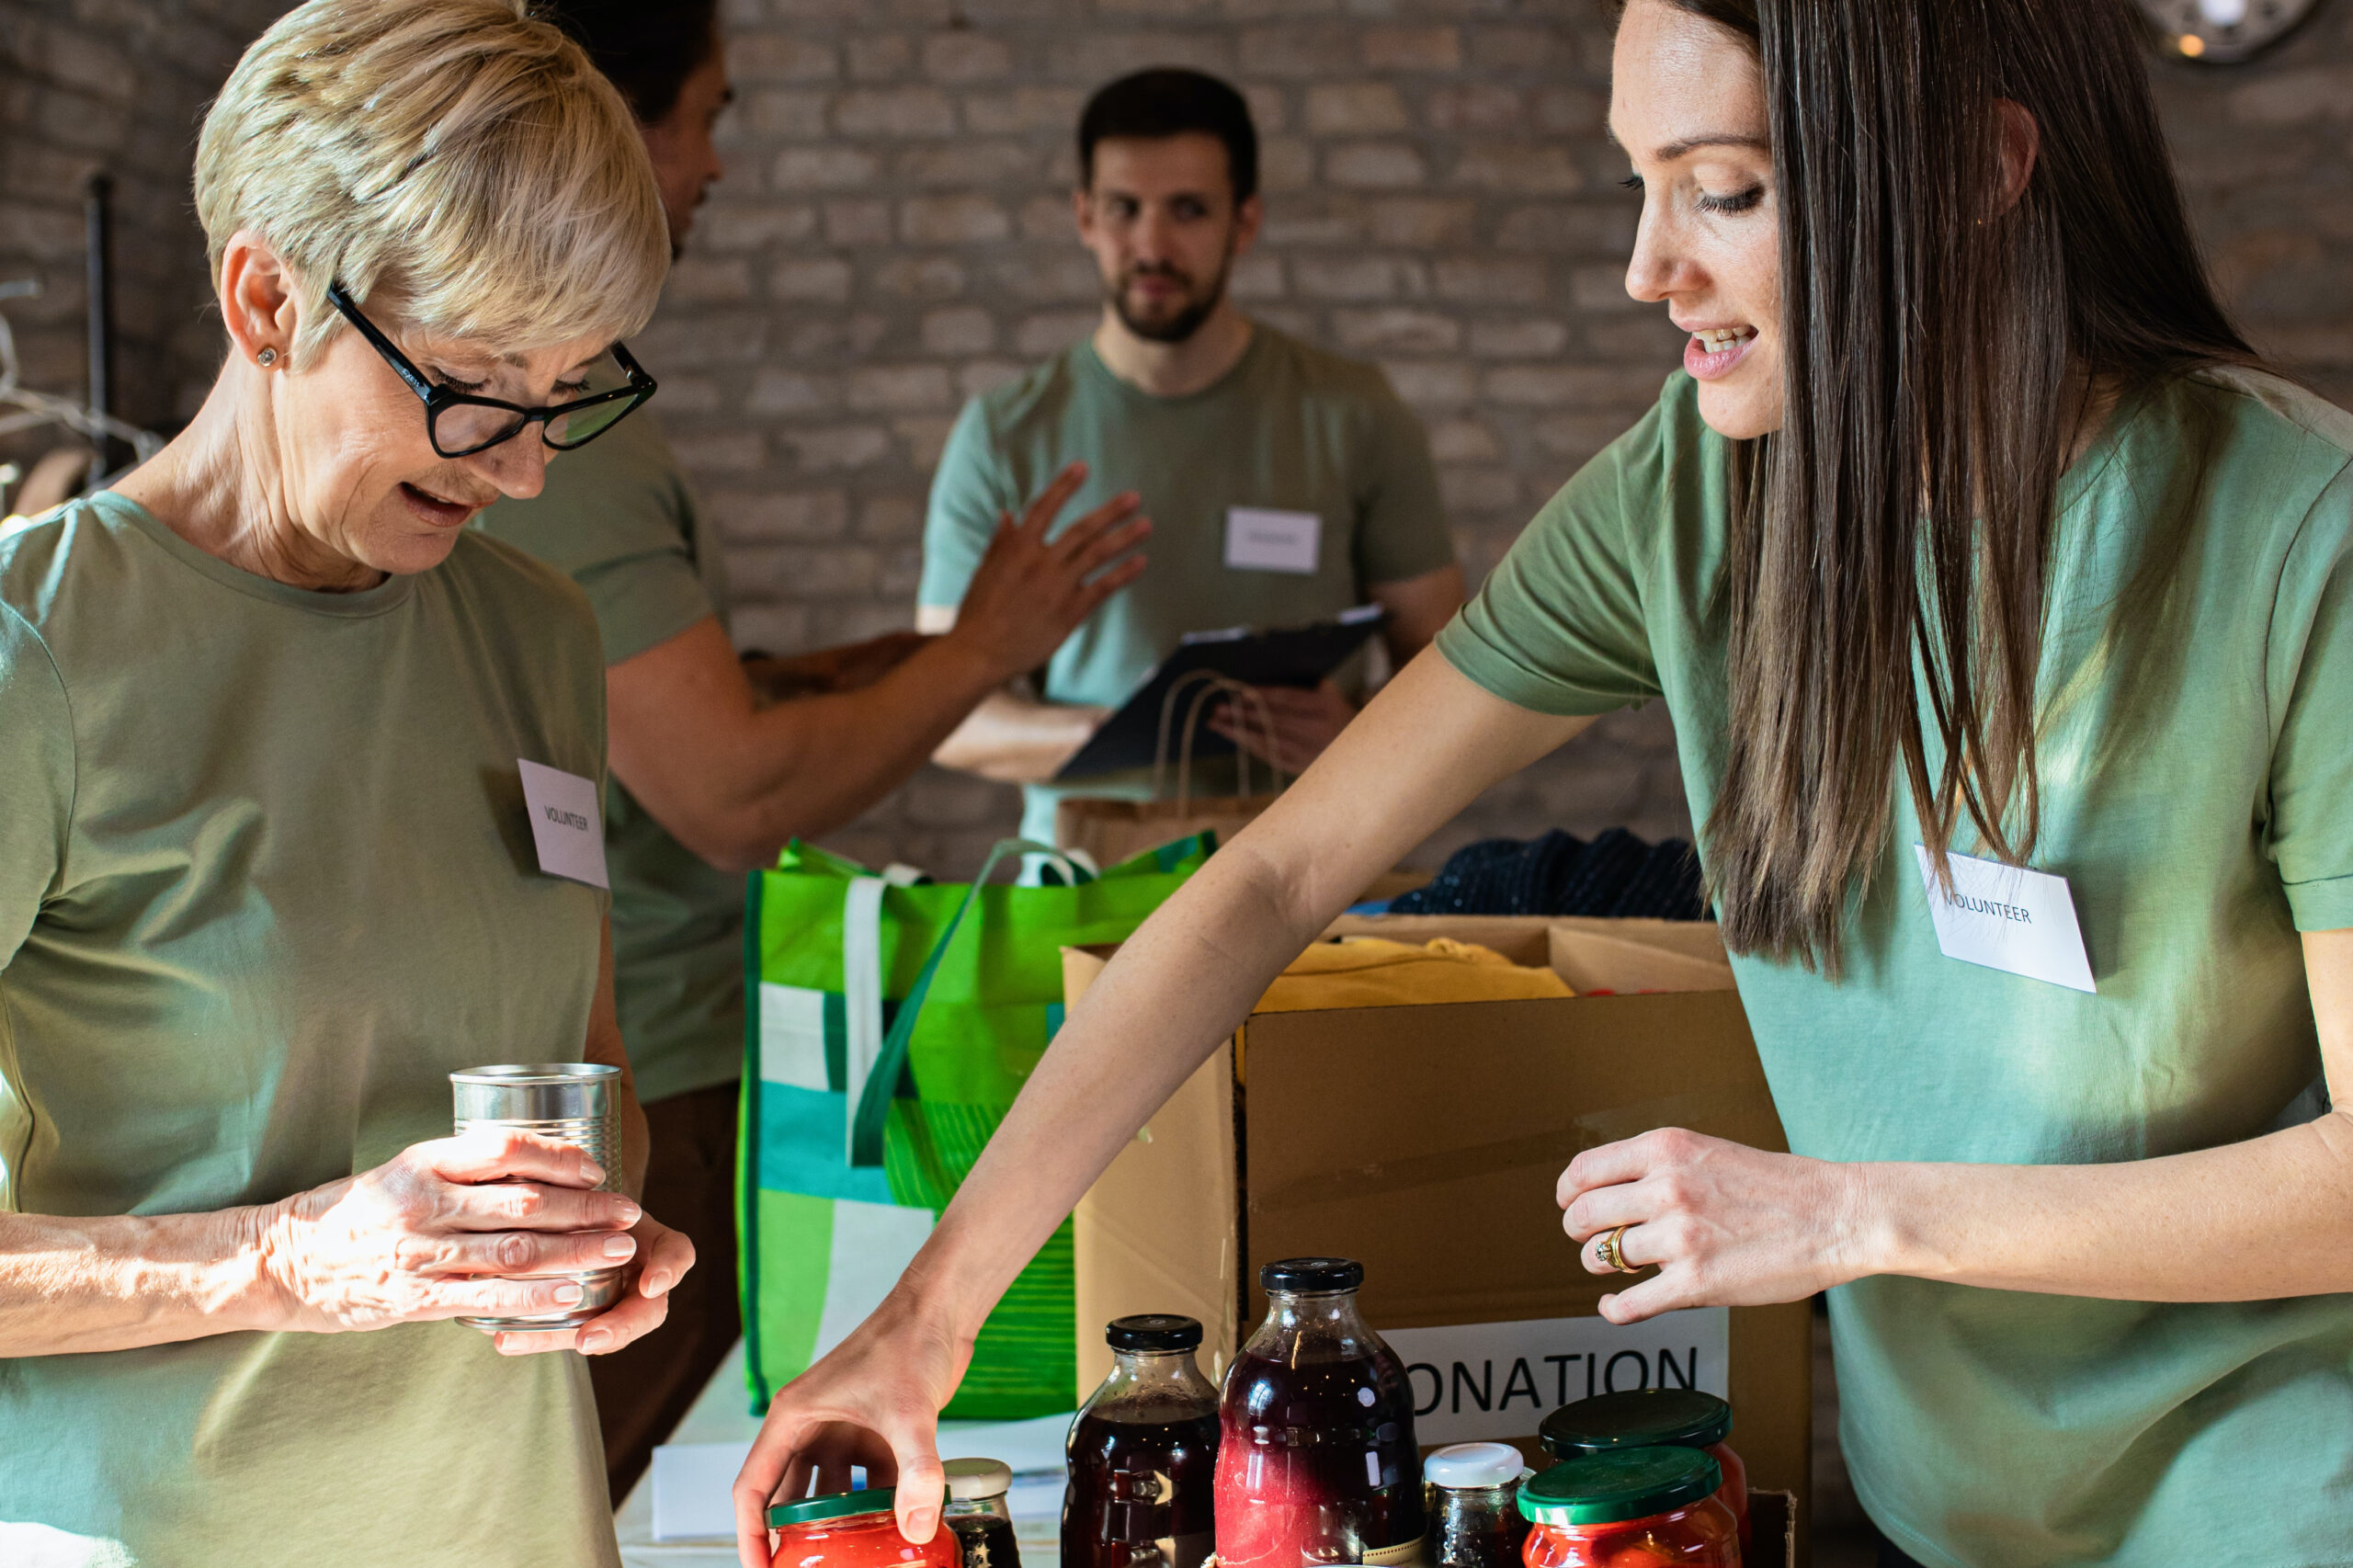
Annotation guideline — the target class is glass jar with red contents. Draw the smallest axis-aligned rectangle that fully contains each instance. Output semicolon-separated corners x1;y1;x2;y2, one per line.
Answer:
1214;1257;1427;1568
1538;1390;1747;1555
1518;1450;1738;1568
769;1486;961;1568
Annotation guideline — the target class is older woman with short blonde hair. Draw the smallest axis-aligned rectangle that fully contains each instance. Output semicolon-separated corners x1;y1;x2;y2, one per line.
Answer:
0;1;690;1562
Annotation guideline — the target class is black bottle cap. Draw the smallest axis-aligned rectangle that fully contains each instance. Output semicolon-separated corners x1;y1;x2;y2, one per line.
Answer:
1260;1256;1365;1294
1106;1313;1203;1351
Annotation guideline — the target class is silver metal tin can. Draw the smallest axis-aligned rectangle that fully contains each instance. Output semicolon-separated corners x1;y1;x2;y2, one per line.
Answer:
449;1062;626;1332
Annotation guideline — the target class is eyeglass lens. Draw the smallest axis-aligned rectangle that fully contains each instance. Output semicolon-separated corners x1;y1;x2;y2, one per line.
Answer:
430;349;639;454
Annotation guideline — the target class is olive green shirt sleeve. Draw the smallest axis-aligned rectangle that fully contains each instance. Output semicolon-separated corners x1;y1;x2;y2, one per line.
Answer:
1350;369;1457;587
476;415;716;667
2265;462;2353;931
918;395;1009;611
1434;382;1671;716
0;600;73;971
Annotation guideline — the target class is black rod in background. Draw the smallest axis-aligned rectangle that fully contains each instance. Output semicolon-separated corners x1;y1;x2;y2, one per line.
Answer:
84;172;117;475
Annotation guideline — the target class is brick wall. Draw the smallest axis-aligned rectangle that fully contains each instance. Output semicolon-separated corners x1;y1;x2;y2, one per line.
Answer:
0;0;284;473
4;0;2348;881
676;0;1699;876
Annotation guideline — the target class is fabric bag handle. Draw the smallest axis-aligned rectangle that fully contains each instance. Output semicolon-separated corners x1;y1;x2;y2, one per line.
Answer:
1151;670;1289;808
847;837;1088;1167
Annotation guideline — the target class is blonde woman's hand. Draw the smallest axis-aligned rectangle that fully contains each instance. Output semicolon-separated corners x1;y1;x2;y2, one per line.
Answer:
491;1211;696;1358
254;1129;644;1334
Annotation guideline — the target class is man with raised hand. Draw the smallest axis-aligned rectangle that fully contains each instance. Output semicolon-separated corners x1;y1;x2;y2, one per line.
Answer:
919;68;1463;843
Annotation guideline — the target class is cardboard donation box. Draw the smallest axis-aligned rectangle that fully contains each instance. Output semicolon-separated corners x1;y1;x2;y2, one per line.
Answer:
1063;914;1810;1561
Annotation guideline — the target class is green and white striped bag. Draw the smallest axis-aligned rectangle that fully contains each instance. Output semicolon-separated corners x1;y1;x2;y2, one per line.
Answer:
740;835;1211;1418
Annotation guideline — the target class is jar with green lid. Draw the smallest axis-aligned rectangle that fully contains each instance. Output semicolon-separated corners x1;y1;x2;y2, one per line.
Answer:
1538;1390;1746;1553
768;1485;961;1568
1518;1449;1739;1568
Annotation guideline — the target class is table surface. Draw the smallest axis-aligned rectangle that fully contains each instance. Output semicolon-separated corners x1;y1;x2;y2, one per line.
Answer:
615;1341;1067;1567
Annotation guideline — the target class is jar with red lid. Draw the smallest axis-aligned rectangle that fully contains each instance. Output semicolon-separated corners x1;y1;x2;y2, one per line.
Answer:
1518;1449;1739;1568
769;1486;961;1568
1538;1390;1747;1555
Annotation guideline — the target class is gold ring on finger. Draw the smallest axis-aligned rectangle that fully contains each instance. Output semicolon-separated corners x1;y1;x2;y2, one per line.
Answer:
1596;1223;1640;1276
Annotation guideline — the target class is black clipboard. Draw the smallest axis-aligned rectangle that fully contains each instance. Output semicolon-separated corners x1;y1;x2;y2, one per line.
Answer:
1052;605;1388;781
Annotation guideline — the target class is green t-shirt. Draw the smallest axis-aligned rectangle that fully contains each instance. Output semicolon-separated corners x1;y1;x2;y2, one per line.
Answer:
920;324;1456;844
476;411;744;1106
0;494;618;1567
1438;369;2353;1568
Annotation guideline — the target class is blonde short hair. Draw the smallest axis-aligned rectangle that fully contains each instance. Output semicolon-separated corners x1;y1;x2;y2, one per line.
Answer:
196;0;668;369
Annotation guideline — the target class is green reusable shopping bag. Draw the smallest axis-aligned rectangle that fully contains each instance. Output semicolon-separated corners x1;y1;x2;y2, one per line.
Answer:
740;835;1211;1418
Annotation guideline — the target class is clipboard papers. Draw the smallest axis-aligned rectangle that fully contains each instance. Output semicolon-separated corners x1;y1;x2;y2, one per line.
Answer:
1052;604;1388;781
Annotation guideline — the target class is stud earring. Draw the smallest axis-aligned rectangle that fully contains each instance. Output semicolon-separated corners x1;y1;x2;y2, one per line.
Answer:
257;347;278;368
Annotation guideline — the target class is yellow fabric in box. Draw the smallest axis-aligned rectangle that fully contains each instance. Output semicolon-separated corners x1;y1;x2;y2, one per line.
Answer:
1256;937;1573;1013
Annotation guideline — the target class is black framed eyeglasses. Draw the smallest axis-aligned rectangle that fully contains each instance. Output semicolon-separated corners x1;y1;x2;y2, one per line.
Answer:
326;281;656;459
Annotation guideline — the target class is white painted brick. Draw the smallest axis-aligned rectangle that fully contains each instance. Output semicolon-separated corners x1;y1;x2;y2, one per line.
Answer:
900;194;1011;244
1325;142;1427;189
923;306;997;354
1306;83;1408;135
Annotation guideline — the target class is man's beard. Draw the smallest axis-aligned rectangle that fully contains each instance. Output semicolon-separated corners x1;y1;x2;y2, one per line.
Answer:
1108;256;1232;345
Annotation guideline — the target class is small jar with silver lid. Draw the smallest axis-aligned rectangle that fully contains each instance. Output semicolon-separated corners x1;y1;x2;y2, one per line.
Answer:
944;1457;1021;1568
1425;1442;1532;1568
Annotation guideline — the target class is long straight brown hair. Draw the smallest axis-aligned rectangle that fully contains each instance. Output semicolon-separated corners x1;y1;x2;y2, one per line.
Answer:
1639;0;2255;973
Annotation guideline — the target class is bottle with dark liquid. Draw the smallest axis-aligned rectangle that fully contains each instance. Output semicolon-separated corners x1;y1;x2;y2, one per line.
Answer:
1063;1313;1221;1568
1214;1257;1427;1568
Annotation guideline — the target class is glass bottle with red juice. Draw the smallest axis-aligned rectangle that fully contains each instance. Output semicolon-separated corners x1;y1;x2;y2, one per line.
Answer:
1214;1257;1427;1568
1063;1314;1221;1568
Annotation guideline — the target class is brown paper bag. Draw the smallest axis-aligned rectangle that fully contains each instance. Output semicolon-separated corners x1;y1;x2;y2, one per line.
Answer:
1055;671;1290;869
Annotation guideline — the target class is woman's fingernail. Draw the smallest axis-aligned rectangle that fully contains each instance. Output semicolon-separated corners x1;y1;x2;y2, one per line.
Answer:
603;1233;636;1259
555;1283;585;1306
645;1273;671;1298
617;1201;642;1224
578;1328;612;1353
579;1161;607;1185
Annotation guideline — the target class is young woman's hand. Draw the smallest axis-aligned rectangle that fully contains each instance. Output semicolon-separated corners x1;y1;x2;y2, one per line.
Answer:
1557;1129;1881;1322
254;1129;646;1333
733;1285;973;1568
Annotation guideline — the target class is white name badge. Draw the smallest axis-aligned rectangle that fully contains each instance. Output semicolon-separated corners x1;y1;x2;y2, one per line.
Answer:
1913;845;2094;993
1224;506;1322;574
519;759;608;889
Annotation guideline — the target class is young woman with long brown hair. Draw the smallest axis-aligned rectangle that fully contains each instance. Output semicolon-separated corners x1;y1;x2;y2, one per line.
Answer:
733;3;2353;1564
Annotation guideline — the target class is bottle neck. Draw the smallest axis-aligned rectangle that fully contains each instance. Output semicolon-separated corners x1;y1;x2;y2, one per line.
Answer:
1248;1288;1379;1358
1100;1346;1218;1403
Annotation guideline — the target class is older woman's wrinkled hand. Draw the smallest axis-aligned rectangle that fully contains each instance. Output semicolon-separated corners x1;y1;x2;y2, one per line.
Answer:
491;1212;696;1358
252;1128;648;1334
1557;1128;1880;1323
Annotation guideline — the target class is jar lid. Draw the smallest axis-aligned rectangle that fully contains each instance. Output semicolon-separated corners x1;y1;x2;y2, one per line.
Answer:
1518;1449;1722;1527
1539;1389;1732;1458
1425;1442;1529;1490
1107;1314;1202;1352
1260;1256;1363;1294
944;1458;1013;1501
768;1484;949;1529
